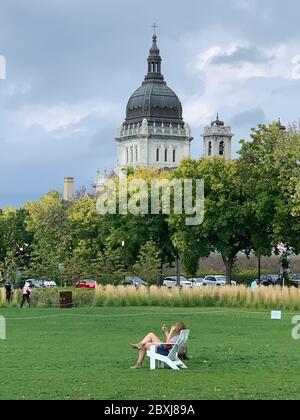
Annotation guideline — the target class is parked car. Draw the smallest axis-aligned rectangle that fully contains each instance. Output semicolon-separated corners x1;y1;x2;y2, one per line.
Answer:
259;275;281;287
203;275;237;286
43;281;57;288
189;278;205;287
122;277;148;287
30;280;44;289
75;280;97;289
289;274;300;288
163;276;193;288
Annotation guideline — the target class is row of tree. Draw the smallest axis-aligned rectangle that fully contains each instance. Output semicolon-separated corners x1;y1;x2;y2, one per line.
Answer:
0;123;299;285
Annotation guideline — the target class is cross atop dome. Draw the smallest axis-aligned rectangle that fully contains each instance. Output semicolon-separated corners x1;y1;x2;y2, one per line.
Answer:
152;23;158;35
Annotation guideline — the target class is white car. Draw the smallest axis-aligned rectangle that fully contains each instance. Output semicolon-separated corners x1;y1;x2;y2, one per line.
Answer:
189;278;205;287
163;276;193;288
43;281;57;288
203;275;237;287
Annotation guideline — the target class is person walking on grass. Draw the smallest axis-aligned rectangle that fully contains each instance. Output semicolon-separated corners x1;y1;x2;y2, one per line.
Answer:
20;282;31;308
4;281;12;303
130;322;187;369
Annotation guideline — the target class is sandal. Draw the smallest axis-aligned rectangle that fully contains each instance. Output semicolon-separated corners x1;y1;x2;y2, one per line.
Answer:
131;343;142;350
130;364;142;369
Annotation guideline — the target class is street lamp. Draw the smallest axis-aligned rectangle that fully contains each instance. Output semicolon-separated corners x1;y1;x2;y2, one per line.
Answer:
174;249;181;287
122;241;127;272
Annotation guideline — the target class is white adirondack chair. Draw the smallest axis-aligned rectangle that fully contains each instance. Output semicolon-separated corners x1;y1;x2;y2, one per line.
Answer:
147;330;190;370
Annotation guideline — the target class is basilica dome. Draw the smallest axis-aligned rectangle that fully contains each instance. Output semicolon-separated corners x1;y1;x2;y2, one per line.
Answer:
125;35;183;124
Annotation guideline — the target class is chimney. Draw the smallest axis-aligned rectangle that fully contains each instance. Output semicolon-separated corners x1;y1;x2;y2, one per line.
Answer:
64;177;74;201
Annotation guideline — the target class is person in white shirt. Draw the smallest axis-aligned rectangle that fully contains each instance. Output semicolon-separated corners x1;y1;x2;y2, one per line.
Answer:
20;282;31;308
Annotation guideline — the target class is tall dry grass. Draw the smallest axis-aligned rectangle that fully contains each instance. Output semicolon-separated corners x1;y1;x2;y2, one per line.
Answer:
0;287;5;306
2;285;300;310
0;288;21;308
95;285;300;310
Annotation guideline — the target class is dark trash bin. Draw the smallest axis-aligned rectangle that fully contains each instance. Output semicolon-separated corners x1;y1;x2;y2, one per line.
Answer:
59;291;73;309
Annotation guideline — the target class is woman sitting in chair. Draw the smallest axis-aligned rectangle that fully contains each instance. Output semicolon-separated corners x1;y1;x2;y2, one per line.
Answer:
130;322;187;369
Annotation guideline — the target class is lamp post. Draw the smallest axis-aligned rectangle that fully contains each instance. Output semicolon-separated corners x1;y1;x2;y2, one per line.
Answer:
174;249;181;287
122;241;127;272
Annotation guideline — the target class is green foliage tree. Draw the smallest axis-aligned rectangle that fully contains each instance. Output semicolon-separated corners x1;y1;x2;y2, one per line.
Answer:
133;240;162;284
24;191;71;282
0;207;33;283
103;168;175;269
239;123;300;276
171;158;253;282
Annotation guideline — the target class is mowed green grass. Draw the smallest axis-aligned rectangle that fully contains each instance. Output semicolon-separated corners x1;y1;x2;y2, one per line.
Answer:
0;306;300;400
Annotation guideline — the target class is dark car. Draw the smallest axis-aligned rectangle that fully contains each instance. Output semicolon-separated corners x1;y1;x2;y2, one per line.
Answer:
260;275;281;287
122;277;148;287
289;274;300;288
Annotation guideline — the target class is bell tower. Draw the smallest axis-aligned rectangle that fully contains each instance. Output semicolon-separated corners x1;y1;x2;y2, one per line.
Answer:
202;114;233;160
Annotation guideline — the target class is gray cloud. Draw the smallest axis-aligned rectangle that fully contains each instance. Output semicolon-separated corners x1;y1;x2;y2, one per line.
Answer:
210;46;274;65
231;108;266;127
1;0;300;206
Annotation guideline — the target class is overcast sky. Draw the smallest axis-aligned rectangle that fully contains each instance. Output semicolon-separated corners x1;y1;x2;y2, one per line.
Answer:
1;0;300;207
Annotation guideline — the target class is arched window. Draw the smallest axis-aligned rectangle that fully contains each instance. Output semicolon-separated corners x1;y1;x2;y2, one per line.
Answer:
156;148;160;162
130;147;133;163
219;141;225;156
126;148;129;164
208;141;212;156
173;149;176;163
135;146;138;162
165;148;168;162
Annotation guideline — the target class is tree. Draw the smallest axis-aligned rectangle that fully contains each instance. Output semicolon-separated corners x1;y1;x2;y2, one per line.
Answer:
102;168;175;270
0;207;33;283
66;196;110;282
24;191;71;282
133;240;162;284
239;123;300;276
170;158;253;282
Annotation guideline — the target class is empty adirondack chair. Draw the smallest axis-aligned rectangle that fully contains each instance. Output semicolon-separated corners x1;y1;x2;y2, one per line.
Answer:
147;329;190;370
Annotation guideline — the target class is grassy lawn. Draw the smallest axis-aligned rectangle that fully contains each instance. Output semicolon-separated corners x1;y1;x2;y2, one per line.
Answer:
0;306;300;400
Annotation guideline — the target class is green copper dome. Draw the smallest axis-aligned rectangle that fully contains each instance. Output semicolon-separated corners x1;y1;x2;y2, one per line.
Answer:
125;35;183;124
126;82;183;123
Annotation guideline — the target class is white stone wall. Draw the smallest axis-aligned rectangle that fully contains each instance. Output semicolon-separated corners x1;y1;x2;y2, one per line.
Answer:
116;119;192;170
116;136;190;169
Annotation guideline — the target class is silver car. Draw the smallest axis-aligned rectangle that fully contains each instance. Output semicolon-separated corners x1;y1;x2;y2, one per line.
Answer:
189;278;205;287
163;276;193;288
203;275;236;286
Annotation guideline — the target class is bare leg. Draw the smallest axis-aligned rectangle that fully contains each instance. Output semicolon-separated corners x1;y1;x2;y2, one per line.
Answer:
141;332;161;346
136;348;146;367
131;333;161;368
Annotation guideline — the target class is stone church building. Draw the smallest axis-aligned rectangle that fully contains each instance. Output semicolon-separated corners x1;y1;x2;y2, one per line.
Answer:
94;33;233;192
